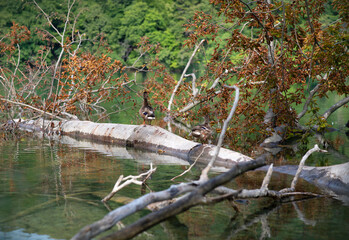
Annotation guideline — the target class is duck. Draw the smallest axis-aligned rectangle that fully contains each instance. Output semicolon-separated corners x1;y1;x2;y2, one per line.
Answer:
139;91;155;125
191;115;212;143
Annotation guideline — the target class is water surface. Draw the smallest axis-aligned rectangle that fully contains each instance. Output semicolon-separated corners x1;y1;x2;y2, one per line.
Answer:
0;129;348;239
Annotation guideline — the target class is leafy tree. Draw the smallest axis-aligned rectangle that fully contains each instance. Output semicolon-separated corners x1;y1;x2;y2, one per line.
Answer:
144;0;349;153
1;0;347;152
0;0;130;121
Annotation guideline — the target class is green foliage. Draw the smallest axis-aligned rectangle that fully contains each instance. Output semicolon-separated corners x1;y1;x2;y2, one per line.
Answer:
0;0;216;71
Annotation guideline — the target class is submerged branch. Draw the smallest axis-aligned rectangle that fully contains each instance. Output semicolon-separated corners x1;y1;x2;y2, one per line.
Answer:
99;158;265;240
102;164;157;203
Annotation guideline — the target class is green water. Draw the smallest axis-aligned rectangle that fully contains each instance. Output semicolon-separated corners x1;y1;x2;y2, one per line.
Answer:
0;128;348;240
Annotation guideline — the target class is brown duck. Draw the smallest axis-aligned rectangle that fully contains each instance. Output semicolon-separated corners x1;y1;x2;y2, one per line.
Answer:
191;115;212;142
139;91;155;125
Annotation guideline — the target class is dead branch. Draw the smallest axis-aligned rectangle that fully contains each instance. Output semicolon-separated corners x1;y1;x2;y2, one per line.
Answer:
98;158;265;240
33;0;62;42
184;73;198;98
200;85;240;181
33;0;77;101
167;39;205;113
0;98;67;121
261;163;273;191
281;144;327;193
72;182;199;240
171;146;208;181
102;163;157;203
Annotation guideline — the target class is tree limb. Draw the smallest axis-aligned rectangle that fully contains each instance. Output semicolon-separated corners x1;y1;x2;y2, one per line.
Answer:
281;144;327;193
297;83;321;119
99;158;265;240
322;96;349;120
200;85;240;180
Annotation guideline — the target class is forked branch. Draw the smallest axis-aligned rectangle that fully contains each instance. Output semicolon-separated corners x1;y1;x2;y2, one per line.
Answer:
281;144;327;193
102;163;157;203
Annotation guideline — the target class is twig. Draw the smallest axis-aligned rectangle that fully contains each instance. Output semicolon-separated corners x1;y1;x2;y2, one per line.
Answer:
171;146;208;181
33;0;62;41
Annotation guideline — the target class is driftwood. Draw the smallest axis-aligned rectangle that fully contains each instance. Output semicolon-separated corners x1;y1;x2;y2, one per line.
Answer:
261;161;349;198
72;145;326;240
14;118;347;200
14;118;252;169
72;157;266;240
101;163;157;203
8;113;338;239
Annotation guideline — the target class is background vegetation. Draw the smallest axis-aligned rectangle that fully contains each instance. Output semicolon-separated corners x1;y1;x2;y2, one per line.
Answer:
0;0;348;153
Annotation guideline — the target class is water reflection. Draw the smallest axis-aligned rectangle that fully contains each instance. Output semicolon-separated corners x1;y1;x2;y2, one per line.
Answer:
0;131;348;239
0;228;62;240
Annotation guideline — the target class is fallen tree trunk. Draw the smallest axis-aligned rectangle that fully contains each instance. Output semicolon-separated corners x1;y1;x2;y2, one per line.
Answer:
13;118;252;168
73;145;328;240
260;162;349;198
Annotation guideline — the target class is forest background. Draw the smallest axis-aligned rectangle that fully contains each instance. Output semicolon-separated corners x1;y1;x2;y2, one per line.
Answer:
0;0;348;154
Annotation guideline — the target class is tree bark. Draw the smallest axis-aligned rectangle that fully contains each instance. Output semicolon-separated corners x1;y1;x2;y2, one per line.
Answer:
14;118;253;169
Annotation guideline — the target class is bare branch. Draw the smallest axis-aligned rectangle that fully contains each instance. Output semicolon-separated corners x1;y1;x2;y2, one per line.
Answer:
261;163;273;190
184;73;198;98
167;39;205;113
0;98;66;121
200;85;240;180
102;164;157;203
298;83;321;119
322;96;349;120
33;0;62;40
98;158;265;240
281;144;327;193
209;69;229;90
72;182;198;240
10;44;21;97
171;146;208;181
